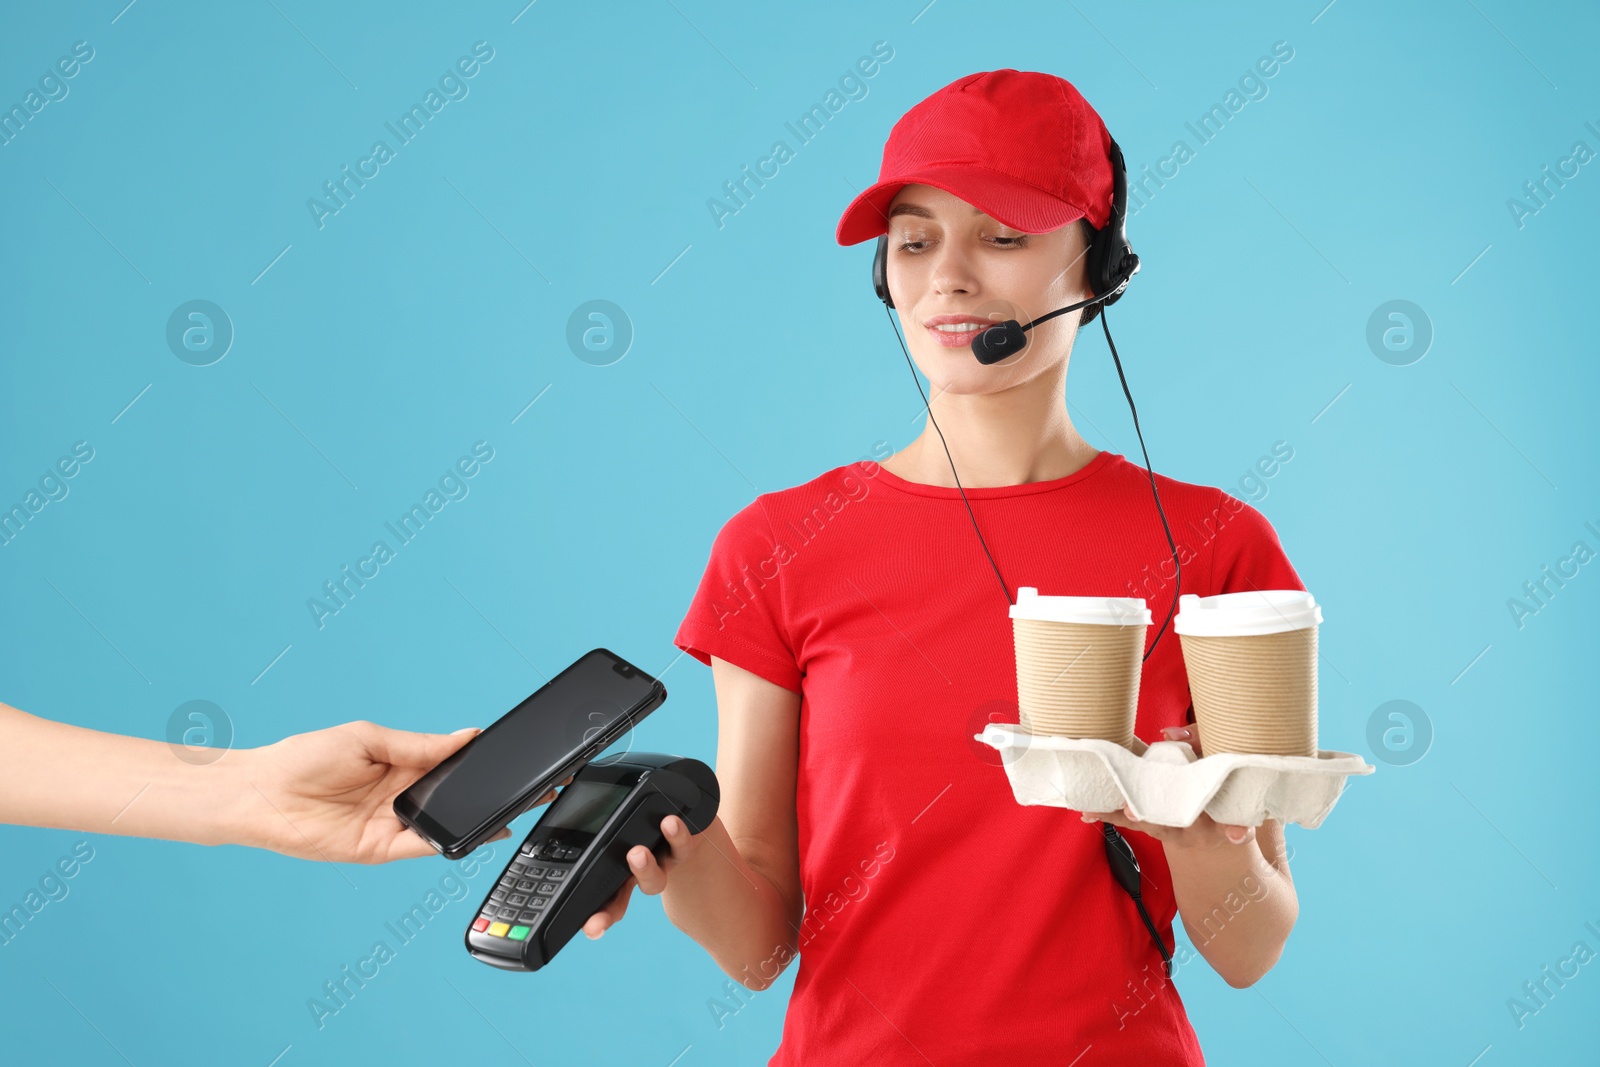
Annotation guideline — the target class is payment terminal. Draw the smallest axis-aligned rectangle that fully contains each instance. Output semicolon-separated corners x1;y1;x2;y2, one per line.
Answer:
465;752;719;971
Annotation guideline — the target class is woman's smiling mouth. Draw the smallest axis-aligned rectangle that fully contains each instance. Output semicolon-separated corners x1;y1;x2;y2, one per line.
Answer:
924;314;997;348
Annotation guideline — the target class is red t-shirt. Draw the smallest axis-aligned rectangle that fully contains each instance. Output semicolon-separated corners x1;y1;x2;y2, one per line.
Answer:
673;450;1304;1065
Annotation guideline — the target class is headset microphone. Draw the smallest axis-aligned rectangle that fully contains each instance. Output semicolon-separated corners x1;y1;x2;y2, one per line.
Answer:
970;293;1106;365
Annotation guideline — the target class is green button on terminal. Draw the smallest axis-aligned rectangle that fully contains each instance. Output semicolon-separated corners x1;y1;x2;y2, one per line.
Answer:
508;925;530;941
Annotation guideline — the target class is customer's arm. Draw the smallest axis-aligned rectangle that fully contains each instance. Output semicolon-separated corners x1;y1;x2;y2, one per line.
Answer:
0;700;525;864
583;656;804;990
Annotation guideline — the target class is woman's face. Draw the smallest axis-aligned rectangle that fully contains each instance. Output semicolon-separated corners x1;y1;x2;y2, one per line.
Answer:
884;183;1092;395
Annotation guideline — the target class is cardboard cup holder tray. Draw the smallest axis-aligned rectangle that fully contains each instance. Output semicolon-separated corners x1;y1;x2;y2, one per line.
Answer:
975;723;1374;829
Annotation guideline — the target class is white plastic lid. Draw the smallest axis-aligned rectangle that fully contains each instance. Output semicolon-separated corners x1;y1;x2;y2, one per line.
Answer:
1172;590;1322;637
1008;587;1151;626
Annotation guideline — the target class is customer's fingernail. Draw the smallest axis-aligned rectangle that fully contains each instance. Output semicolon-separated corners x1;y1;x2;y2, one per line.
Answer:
452;727;478;735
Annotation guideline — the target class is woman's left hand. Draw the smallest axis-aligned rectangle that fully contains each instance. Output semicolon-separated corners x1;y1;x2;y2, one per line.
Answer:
1078;721;1256;852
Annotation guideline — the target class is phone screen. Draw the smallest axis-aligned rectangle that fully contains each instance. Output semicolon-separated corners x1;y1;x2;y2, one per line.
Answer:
403;651;657;841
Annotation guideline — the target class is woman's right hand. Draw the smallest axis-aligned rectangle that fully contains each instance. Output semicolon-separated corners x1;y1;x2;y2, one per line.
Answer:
582;812;708;939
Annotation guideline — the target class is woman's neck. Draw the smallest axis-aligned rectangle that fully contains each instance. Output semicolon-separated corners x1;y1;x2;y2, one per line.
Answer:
881;380;1099;489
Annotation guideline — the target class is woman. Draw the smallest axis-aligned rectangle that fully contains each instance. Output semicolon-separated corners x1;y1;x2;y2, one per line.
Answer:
584;70;1302;1063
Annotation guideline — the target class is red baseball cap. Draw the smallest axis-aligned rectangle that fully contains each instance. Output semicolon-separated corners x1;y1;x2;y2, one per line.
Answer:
835;69;1115;246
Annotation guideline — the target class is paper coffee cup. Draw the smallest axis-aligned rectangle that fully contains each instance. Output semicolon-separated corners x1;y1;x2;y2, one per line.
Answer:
1009;587;1150;748
1174;590;1322;758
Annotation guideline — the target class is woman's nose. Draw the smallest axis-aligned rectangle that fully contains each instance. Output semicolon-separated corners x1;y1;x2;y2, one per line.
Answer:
928;250;977;298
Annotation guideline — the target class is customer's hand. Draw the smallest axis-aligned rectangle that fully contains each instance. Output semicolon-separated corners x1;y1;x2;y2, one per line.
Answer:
244;720;556;864
581;812;708;939
0;702;572;862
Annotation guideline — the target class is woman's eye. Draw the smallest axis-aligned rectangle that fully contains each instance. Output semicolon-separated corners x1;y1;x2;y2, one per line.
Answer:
895;234;1025;252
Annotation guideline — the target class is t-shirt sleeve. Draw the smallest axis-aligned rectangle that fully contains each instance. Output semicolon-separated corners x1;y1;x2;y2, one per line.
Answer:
1208;491;1306;596
673;498;803;694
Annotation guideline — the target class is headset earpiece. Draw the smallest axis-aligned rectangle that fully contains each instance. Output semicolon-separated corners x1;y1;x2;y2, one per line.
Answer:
873;234;894;309
1089;138;1139;306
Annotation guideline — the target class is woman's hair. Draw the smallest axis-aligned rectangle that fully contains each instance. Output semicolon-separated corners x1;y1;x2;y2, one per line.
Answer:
1076;218;1102;328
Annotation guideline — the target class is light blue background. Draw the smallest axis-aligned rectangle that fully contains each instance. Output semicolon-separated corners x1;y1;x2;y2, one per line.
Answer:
2;1;1597;1064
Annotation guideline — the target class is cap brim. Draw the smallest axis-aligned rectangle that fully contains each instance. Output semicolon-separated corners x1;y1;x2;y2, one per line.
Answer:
835;164;1088;246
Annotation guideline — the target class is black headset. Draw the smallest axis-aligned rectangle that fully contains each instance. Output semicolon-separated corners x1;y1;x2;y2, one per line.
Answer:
868;135;1176;980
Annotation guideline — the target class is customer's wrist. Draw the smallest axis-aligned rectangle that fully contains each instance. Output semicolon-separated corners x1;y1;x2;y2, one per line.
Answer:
114;741;264;849
195;746;278;851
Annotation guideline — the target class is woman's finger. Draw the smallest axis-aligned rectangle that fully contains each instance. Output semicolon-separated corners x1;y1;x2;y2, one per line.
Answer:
1161;724;1199;756
584;875;636;938
661;814;699;861
1081;809;1128;828
1083;807;1182;845
629;843;670;895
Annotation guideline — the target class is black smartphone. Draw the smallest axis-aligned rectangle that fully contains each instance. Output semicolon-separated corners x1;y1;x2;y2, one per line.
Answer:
393;648;666;860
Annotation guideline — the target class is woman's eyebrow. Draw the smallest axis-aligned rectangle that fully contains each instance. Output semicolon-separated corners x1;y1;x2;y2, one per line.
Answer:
887;202;986;220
